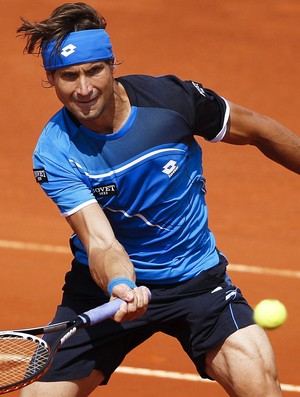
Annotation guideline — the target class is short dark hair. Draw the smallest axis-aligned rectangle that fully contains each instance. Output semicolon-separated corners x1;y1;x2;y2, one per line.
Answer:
17;2;107;56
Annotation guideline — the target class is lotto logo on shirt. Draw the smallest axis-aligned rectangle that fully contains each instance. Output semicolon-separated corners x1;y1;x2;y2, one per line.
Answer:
93;183;118;197
33;168;48;183
162;160;178;178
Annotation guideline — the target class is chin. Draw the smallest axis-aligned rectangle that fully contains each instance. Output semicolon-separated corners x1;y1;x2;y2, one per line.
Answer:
74;108;100;121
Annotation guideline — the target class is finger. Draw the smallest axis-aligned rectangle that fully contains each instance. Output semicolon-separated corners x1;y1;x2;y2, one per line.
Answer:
111;283;135;302
133;286;150;307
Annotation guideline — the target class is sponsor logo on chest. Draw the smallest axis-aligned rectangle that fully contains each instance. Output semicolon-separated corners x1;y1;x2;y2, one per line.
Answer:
92;183;118;197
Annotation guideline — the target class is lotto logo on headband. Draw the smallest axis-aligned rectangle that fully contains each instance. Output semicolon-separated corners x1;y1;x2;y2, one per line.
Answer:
61;44;77;57
42;29;114;70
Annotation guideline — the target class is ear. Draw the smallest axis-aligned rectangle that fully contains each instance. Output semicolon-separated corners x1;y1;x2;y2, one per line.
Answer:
46;71;55;86
110;59;117;74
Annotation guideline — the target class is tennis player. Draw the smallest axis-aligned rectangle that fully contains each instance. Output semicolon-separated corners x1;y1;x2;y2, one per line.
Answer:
17;3;299;397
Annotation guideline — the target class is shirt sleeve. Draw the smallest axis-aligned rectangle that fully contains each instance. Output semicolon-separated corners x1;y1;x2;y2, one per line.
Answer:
183;80;230;141
33;150;97;217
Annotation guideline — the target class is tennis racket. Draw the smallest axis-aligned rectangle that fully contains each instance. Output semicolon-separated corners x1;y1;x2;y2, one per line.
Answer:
0;298;123;394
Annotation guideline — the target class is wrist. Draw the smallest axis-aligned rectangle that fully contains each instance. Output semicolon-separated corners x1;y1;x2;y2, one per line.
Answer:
107;277;136;296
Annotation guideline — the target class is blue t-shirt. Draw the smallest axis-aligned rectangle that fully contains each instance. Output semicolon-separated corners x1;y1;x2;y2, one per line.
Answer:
33;74;229;284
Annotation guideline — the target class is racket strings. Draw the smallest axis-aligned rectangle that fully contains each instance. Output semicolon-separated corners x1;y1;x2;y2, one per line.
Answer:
0;334;50;389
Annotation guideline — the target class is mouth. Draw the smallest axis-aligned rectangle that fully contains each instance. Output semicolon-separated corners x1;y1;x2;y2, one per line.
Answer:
71;96;100;117
76;97;98;106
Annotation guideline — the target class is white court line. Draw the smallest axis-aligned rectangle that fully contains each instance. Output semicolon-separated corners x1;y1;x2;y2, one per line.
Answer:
0;239;299;279
0;239;69;254
228;263;300;279
116;366;300;393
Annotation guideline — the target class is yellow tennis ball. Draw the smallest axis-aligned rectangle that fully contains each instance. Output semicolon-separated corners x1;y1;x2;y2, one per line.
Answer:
254;299;287;329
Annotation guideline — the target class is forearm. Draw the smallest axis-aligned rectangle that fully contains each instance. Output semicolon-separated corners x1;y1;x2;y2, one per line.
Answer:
66;203;136;295
251;116;300;174
224;102;300;174
88;239;136;294
66;204;150;322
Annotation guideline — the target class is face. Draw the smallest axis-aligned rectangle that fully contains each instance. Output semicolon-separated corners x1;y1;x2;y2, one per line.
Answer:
47;61;115;128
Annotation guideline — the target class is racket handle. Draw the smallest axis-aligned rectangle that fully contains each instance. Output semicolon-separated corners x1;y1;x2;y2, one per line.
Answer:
80;290;151;326
81;298;123;326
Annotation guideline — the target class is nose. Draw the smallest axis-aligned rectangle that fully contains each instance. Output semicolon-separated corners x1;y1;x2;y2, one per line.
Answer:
76;76;93;96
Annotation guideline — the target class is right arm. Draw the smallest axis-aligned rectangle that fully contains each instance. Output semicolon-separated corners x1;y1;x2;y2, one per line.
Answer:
66;202;150;321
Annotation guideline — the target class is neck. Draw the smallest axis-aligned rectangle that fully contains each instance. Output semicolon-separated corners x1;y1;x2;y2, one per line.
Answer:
111;81;131;132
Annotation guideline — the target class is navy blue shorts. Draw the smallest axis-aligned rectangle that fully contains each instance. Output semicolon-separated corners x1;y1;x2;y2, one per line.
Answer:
40;256;254;384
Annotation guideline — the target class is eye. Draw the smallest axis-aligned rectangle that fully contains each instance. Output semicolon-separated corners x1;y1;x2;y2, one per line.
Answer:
87;65;104;77
60;71;78;81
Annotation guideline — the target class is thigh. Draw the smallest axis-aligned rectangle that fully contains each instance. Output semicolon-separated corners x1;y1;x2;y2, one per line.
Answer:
172;282;254;376
205;324;282;397
19;369;103;397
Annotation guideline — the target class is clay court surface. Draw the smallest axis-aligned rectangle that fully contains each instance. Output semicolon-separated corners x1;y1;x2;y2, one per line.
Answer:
1;0;299;395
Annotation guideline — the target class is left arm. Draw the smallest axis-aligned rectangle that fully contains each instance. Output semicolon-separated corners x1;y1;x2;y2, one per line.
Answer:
222;101;300;174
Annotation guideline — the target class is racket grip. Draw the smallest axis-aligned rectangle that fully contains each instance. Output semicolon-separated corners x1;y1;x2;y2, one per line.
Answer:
82;298;124;326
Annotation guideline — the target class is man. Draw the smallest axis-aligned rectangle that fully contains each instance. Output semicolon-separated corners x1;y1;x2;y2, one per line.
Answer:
17;2;299;397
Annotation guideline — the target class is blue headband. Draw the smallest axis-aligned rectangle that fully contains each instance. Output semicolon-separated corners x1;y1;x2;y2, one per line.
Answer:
42;29;114;70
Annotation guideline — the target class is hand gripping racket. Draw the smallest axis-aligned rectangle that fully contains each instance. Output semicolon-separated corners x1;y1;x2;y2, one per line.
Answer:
0;298;123;394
